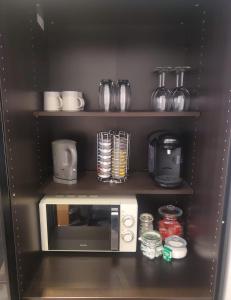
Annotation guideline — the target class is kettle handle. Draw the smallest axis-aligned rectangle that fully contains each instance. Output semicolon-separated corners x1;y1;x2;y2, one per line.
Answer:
67;144;77;171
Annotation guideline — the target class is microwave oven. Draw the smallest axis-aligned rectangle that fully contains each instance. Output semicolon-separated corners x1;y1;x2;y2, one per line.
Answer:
39;195;138;252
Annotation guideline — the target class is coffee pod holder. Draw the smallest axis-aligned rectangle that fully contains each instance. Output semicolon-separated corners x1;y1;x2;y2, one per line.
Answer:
97;130;130;183
164;235;187;259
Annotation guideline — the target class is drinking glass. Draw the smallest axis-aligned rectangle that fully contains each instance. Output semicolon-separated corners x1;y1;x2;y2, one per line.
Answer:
115;80;131;112
151;67;172;111
99;79;114;112
172;66;191;111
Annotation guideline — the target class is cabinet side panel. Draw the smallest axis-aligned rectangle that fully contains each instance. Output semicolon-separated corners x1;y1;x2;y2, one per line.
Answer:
0;0;46;295
187;1;231;298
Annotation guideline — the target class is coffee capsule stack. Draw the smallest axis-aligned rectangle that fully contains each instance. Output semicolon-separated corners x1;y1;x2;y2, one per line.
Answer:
97;132;112;182
97;130;130;183
111;131;130;183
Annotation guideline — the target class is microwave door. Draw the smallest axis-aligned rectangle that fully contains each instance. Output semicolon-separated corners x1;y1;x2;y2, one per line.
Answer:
111;207;119;251
46;204;120;251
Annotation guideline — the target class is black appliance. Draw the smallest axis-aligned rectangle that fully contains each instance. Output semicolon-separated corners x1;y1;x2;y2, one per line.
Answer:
148;131;183;188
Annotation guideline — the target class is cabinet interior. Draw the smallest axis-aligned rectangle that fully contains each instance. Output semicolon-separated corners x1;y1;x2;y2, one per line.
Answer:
0;0;231;299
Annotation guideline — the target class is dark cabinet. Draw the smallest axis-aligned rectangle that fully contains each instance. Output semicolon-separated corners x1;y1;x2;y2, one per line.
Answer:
0;193;10;300
0;0;231;299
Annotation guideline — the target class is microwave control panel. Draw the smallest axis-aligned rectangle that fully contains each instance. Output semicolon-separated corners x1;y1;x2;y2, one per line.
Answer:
120;199;138;252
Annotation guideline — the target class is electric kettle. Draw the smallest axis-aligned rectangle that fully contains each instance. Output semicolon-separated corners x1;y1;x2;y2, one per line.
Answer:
52;140;77;185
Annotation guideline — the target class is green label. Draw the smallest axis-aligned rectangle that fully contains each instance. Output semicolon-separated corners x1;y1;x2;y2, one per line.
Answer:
163;246;172;262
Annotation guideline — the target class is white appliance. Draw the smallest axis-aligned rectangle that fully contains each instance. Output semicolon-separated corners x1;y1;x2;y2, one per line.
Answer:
52;140;77;185
39;195;138;252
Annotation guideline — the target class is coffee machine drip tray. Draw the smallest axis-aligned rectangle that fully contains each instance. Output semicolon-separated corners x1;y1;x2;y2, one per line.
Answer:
155;175;183;188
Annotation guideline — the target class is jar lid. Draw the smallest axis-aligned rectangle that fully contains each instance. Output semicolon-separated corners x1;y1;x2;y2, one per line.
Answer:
139;230;162;246
158;205;183;219
165;235;187;248
139;213;154;223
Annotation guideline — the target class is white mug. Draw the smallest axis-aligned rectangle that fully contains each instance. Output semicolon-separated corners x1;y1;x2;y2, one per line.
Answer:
44;91;62;111
61;91;85;111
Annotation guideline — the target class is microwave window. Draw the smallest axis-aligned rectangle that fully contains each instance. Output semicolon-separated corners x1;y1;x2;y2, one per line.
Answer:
46;204;119;251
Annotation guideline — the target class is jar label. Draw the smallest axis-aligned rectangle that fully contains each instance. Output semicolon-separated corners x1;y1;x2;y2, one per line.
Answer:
163;246;172;262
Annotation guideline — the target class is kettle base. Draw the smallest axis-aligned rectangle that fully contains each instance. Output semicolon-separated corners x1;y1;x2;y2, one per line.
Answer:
53;176;77;185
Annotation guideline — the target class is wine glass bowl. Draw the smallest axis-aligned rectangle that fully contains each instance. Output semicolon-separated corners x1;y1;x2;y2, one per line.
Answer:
151;87;172;112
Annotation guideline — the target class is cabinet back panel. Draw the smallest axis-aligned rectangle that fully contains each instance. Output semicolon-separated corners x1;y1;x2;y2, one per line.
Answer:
46;24;190;111
39;118;193;177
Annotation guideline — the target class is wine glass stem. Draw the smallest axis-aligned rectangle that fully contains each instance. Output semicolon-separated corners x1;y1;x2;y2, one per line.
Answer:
158;72;163;87
180;71;184;87
176;73;180;88
159;72;166;87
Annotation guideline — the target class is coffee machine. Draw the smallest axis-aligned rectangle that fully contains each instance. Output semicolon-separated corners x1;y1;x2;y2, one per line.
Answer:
148;131;183;188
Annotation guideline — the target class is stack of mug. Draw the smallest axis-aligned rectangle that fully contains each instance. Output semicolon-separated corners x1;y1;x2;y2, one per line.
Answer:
44;91;85;112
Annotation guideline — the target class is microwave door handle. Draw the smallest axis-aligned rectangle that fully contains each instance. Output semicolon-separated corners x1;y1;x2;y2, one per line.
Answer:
111;210;119;251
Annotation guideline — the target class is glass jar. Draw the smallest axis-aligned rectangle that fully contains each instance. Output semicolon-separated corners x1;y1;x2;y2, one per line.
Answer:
139;231;163;260
158;205;183;239
165;235;187;259
139;213;154;237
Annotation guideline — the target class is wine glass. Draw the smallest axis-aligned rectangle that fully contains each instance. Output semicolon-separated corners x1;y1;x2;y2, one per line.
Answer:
172;66;191;111
151;67;172;112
